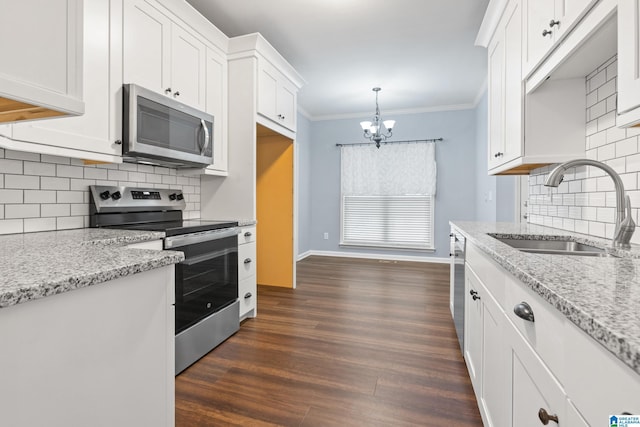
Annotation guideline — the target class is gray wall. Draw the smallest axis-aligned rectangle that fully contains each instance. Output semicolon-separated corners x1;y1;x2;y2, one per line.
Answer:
474;91;497;221
296;113;312;254
306;108;479;259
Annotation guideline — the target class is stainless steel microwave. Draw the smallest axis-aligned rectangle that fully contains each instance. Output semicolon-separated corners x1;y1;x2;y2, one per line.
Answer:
122;84;214;168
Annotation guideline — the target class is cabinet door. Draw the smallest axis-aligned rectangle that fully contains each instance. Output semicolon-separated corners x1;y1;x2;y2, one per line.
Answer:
123;0;171;95
170;25;206;110
554;0;596;39
0;0;83;120
508;321;566;427
258;62;279;121
465;266;505;427
502;0;523;164
464;268;483;393
277;79;297;131
205;48;228;174
487;32;504;170
10;0;121;161
523;0;555;75
618;0;640;115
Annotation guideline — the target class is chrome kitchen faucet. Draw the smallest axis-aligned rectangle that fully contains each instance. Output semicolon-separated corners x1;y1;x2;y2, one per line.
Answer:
544;159;636;249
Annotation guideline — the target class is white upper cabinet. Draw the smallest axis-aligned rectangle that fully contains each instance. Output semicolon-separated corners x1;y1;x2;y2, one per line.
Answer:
123;0;206;111
522;0;596;77
2;0;122;162
488;0;522;171
257;59;298;132
0;0;84;123
204;47;228;175
617;0;640;127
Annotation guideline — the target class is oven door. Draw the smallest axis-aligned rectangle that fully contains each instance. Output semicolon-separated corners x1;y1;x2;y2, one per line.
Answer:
166;228;239;334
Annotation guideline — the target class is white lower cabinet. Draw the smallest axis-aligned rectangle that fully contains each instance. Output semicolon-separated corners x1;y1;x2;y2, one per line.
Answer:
462;237;640;426
465;264;506;427
238;226;257;319
0;266;175;427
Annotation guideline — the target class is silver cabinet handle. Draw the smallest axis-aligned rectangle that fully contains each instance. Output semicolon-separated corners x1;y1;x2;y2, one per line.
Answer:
538;408;558;425
514;302;535;322
244;258;252;264
542;29;552;37
200;119;210;156
549;19;560;28
244;231;252;237
174;91;180;97
244;292;252;299
165;87;172;94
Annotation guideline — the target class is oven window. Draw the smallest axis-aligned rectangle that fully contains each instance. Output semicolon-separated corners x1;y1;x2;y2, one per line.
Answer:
175;235;238;333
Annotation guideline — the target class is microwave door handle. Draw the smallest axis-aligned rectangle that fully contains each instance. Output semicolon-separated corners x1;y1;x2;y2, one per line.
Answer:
200;119;210;156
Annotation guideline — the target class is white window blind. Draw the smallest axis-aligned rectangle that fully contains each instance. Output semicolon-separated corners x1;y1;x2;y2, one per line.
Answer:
340;142;436;250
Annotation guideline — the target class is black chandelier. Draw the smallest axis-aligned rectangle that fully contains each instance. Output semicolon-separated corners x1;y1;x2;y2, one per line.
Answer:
359;87;396;148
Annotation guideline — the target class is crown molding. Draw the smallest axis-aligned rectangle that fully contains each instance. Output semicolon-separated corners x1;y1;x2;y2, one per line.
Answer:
307;103;476;122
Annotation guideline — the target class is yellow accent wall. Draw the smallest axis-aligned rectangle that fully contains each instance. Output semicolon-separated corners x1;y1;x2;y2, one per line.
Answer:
256;126;294;288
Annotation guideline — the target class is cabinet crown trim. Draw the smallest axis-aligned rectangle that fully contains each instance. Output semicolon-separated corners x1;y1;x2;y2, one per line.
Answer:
475;0;509;47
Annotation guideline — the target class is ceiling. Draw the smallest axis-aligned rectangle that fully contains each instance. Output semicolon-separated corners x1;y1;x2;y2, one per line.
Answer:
186;0;490;120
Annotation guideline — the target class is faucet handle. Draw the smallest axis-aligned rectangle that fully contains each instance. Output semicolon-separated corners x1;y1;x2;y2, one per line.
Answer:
615;195;636;249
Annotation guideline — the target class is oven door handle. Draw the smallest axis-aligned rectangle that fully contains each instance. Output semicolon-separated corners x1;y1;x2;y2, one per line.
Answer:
179;248;236;266
165;227;239;249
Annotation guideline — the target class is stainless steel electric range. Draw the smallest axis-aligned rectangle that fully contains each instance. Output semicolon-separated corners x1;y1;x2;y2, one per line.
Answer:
89;185;239;374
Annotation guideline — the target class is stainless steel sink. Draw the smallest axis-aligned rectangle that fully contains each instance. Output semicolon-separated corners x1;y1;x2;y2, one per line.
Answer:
491;236;616;257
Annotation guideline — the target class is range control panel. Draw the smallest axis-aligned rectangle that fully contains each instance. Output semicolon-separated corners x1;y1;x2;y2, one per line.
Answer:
89;185;186;213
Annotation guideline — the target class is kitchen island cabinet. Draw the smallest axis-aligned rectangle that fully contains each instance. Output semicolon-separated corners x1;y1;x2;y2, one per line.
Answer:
451;221;640;425
0;228;182;427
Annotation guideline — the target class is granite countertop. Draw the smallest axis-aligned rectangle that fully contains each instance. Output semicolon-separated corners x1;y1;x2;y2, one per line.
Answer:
450;221;640;376
0;228;184;309
237;219;257;227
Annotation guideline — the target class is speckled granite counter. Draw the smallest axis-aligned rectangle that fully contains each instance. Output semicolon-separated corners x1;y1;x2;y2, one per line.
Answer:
0;228;184;309
450;221;640;376
237;219;257;227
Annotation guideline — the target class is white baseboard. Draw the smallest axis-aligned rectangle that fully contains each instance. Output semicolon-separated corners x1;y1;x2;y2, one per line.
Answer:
297;250;449;264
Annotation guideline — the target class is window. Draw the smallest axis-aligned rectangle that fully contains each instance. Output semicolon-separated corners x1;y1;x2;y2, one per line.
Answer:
340;142;436;250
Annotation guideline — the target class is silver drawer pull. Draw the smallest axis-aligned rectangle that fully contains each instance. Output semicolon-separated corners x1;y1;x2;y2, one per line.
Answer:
244;292;252;299
514;302;535;322
244;231;252;237
244;258;252;264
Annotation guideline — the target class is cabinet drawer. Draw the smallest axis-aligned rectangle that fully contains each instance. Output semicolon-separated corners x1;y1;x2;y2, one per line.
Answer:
564;321;640;424
238;276;256;318
504;275;566;384
238;241;256;280
466;243;506;307
238;226;256;245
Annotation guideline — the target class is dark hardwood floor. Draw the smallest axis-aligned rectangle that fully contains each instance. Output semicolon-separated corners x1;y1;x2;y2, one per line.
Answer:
176;256;482;426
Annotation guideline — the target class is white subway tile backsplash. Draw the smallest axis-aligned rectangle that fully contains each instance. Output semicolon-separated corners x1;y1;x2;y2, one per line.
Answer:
41;204;71;217
24;218;56;233
56;191;84;204
0;189;24;203
0;159;23;175
107;169;128;181
24;190;57;204
5;150;40;162
57;216;84;230
5;204;39;219
597;111;616;131
527;56;640;243
0;219;23;234
40;154;70;165
0;151;201;235
84;168;108;180
24;161;56;176
5;174;39;189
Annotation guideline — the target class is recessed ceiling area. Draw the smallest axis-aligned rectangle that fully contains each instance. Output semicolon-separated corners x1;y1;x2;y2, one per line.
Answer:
185;0;490;120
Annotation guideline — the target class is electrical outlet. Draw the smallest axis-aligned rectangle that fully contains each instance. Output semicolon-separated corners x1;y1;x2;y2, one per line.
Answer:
323;232;329;240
